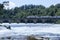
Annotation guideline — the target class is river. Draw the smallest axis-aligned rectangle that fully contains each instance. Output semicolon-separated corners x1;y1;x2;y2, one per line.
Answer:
0;23;60;40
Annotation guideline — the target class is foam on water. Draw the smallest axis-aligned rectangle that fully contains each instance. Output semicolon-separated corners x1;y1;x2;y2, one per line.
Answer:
0;23;60;37
10;23;60;35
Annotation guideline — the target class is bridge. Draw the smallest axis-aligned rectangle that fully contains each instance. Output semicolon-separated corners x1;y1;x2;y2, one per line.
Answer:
24;16;60;23
26;16;60;19
0;16;60;23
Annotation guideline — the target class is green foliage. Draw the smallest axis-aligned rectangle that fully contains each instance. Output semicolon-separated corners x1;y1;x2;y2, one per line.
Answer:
55;4;60;8
0;3;60;23
0;4;4;16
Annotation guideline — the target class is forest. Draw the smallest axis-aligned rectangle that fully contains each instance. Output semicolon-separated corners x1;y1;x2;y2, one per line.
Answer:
0;3;60;23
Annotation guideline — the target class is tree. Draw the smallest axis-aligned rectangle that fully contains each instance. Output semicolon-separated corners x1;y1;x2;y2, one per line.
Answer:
0;4;4;16
55;4;60;8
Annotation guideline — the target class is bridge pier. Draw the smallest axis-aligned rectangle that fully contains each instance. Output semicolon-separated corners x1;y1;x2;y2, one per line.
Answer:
42;19;45;23
33;19;37;23
25;19;28;23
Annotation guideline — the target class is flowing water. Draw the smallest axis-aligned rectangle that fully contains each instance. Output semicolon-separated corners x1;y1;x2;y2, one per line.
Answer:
0;23;60;40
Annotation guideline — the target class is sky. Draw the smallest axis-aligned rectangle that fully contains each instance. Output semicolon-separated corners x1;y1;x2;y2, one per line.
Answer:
0;0;60;9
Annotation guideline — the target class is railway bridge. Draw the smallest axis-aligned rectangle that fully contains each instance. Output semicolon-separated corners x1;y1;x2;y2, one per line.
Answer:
1;16;60;23
24;16;60;23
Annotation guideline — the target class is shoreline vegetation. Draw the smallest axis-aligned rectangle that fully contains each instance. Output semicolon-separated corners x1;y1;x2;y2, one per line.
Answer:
0;3;60;23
